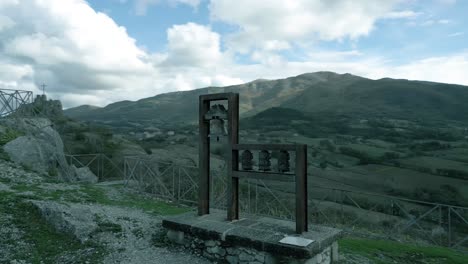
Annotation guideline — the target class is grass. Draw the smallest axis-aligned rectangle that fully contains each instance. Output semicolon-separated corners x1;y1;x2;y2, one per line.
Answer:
340;237;467;264
79;184;190;216
9;180;189;216
0;191;106;263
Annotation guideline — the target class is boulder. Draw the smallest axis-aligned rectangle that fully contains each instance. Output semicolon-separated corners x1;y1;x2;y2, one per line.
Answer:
31;200;98;243
0;118;74;181
3;136;53;173
72;165;98;183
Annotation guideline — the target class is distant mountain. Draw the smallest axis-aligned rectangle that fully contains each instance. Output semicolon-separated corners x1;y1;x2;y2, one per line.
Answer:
64;104;101;117
64;71;468;126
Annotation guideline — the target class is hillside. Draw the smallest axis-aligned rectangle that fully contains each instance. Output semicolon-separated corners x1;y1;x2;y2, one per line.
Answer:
64;72;468;126
63;104;102;116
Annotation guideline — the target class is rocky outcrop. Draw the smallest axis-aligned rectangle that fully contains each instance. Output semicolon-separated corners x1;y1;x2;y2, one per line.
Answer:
0;118;90;182
14;94;64;119
3;135;55;172
0;118;73;180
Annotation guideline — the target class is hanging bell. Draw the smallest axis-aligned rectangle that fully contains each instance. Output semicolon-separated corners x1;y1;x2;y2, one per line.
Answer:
241;150;253;170
205;104;228;120
278;150;290;173
258;150;271;171
209;118;227;142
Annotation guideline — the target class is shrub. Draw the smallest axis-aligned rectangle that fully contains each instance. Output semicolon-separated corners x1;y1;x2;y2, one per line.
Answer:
0;128;23;146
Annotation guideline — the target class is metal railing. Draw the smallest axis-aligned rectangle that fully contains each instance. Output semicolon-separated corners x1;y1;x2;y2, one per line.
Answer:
122;155;468;250
307;186;468;250
65;153;124;181
0;89;34;117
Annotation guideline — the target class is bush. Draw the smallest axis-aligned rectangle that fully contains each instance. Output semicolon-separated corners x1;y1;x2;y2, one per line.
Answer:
0;128;23;146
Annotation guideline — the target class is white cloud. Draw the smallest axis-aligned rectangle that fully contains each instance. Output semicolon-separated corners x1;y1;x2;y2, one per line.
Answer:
162;23;224;67
448;32;464;37
383;10;422;19
209;0;399;53
421;19;452;26
0;15;15;31
134;0;201;15
169;0;201;8
224;52;468;87
0;0;155;98
389;53;468;85
0;0;243;107
308;50;363;61
1;0;468;110
134;0;158;15
435;0;457;5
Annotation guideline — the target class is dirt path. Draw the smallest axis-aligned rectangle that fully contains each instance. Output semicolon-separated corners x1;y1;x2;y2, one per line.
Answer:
0;160;211;264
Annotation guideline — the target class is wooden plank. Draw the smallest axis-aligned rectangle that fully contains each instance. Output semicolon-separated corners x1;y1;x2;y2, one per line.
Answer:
198;95;210;215
232;170;295;182
233;144;297;151
227;93;239;220
199;92;235;101
295;144;308;233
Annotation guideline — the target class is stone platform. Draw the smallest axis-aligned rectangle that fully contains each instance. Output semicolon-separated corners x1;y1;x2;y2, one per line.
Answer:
162;209;342;264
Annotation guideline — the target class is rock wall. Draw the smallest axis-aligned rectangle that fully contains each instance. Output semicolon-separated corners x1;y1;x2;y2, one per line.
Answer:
167;230;337;264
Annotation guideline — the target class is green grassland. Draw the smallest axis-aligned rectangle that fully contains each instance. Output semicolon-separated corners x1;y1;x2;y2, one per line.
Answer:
340;237;467;264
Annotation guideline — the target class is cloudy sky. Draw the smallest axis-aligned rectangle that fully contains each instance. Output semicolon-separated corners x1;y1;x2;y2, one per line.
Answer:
0;0;467;108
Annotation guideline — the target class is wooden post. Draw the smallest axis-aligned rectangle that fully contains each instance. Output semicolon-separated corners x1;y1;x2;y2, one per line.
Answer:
198;96;210;215
295;144;308;233
227;93;239;220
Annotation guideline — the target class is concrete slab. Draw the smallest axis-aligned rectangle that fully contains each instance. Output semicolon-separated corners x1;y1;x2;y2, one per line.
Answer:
162;209;343;259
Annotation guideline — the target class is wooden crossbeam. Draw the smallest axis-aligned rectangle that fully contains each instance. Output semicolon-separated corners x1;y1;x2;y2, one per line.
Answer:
232;170;295;182
233;143;297;151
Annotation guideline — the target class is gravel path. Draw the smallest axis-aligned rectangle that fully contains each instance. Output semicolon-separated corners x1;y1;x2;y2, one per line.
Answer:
0;159;211;264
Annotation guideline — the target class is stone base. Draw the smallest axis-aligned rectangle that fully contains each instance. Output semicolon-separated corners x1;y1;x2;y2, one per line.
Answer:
162;210;342;264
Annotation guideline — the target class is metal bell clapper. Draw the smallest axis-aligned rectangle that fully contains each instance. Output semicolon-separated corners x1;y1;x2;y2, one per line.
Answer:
210;118;227;142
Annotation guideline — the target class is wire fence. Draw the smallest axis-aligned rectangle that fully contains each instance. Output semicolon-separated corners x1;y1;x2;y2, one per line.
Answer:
65;153;124;181
0;89;34;117
122;155;468;251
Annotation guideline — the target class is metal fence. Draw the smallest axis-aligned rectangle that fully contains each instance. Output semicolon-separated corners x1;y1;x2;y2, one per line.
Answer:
66;153;124;181
307;186;468;250
0;89;34;117
122;156;468;251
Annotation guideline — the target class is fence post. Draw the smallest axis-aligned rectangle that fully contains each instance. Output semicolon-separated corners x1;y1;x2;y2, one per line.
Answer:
448;206;452;247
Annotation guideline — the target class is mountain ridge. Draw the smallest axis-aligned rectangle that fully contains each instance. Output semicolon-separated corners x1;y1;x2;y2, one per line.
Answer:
64;72;468;125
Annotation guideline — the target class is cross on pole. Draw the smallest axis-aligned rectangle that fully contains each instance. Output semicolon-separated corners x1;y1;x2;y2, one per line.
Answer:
40;83;46;95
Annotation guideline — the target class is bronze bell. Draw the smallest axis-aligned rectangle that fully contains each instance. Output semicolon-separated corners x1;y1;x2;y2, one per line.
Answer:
258;150;271;171
278;150;290;173
241;150;253;170
204;104;228;120
209;118;227;142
